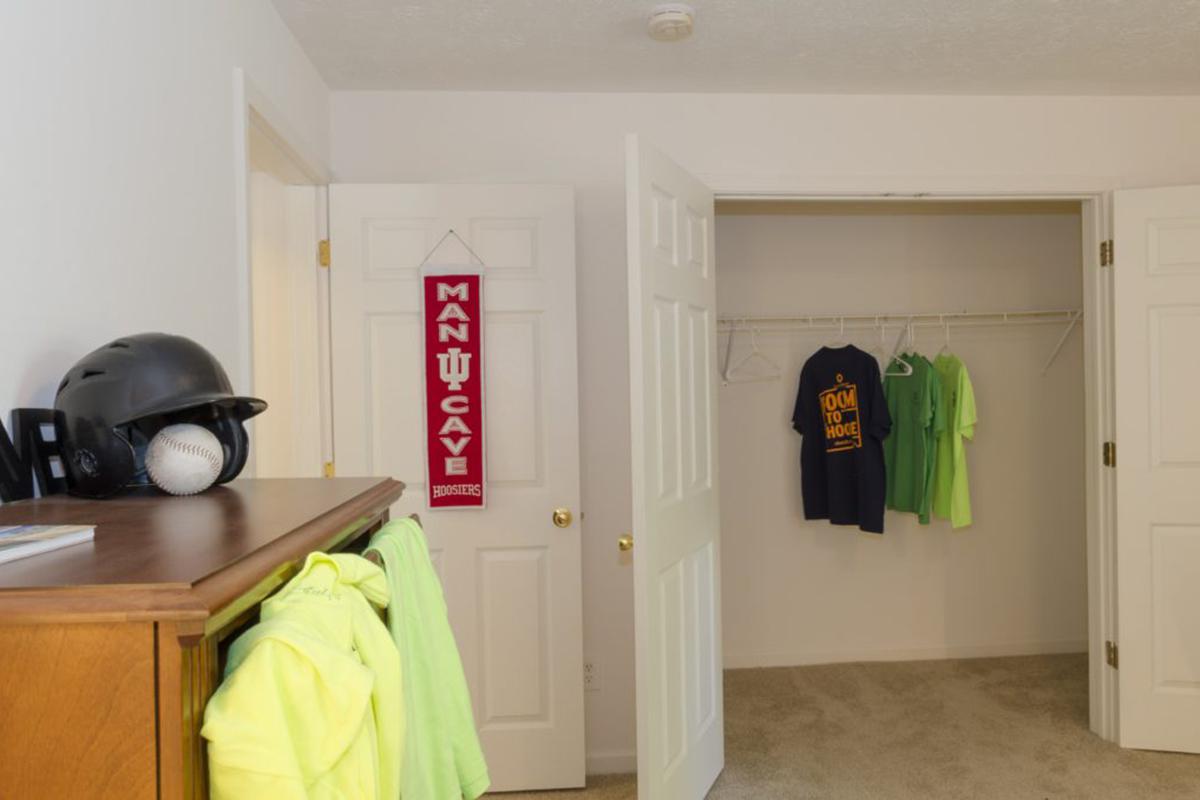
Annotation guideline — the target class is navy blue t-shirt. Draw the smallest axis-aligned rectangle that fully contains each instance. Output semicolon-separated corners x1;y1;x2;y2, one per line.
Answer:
792;345;892;534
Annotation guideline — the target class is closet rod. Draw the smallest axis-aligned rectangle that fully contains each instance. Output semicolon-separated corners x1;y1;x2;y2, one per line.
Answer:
717;308;1082;330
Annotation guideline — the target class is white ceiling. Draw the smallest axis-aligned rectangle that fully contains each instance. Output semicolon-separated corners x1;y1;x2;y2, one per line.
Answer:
271;0;1200;94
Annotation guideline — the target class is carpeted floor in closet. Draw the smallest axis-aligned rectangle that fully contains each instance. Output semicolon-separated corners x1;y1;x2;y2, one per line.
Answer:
499;654;1200;799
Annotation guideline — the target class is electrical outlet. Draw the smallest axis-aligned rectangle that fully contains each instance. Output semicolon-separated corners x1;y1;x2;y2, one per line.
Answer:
583;660;600;692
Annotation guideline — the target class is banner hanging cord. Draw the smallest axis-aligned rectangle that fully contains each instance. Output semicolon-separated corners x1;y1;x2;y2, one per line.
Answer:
418;228;487;267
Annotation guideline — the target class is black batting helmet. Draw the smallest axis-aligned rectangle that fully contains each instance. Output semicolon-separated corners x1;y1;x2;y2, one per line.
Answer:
54;333;267;498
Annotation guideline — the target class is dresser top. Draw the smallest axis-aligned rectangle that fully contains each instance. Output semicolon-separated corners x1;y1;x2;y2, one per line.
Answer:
0;478;403;626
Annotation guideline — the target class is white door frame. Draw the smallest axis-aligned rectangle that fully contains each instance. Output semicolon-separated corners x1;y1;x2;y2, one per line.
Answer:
703;183;1117;743
232;68;334;476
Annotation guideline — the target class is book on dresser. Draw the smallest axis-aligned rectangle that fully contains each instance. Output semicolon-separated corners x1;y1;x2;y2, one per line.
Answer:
0;524;95;565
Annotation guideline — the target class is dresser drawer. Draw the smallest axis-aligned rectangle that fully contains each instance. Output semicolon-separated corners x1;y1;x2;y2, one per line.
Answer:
0;623;158;799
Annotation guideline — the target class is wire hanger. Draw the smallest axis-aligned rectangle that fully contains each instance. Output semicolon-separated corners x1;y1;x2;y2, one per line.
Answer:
828;317;849;347
863;318;891;368
721;322;782;384
884;318;914;376
934;315;953;358
865;318;887;362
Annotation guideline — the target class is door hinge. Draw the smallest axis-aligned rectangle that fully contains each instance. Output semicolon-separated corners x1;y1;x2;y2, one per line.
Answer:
1100;239;1114;267
1106;640;1119;669
323;461;335;478
1102;441;1116;467
318;239;331;268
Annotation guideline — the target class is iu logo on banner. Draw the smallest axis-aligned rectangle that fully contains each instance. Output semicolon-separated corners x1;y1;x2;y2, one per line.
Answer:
422;266;486;508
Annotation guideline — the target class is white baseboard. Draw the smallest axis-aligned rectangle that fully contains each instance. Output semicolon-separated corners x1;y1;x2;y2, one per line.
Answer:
586;749;637;776
722;638;1089;670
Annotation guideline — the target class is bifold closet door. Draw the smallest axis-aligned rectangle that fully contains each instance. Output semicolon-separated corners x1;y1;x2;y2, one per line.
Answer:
329;184;585;790
1113;184;1200;754
626;135;725;799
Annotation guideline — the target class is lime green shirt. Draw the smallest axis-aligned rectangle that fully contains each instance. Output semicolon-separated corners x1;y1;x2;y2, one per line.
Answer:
931;354;977;528
884;354;945;524
370;518;491;800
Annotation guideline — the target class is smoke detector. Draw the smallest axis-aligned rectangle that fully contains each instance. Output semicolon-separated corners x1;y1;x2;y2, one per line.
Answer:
647;4;695;42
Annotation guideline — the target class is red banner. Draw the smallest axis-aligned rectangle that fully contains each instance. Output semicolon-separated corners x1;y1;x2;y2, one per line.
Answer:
422;268;485;508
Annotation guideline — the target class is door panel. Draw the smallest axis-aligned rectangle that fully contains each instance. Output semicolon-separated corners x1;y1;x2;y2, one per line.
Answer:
626;136;725;798
248;175;323;478
1113;184;1200;753
330;184;584;790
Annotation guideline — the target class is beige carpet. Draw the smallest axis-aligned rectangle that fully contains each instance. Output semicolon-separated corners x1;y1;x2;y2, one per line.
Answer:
497;654;1200;799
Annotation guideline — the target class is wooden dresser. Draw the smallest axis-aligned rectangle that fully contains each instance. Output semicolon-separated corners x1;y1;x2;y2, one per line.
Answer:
0;477;404;800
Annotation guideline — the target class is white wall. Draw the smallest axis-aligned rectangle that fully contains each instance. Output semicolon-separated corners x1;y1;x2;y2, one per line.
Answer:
330;90;1200;771
717;207;1086;667
0;1;329;446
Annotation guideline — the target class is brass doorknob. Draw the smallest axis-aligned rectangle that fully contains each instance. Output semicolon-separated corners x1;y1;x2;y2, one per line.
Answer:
552;508;573;528
618;533;634;552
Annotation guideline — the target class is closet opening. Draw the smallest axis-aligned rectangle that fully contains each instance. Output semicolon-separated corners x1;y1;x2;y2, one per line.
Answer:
713;197;1106;743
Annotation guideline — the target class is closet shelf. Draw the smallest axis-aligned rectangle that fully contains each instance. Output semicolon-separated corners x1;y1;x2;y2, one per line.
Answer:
718;308;1085;375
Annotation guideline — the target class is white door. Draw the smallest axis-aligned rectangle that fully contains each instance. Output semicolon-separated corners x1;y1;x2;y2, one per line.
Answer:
1113;184;1200;753
248;173;323;478
329;184;585;790
625;136;725;798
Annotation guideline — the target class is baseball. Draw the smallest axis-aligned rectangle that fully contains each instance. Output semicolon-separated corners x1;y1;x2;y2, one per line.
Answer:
145;424;224;496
